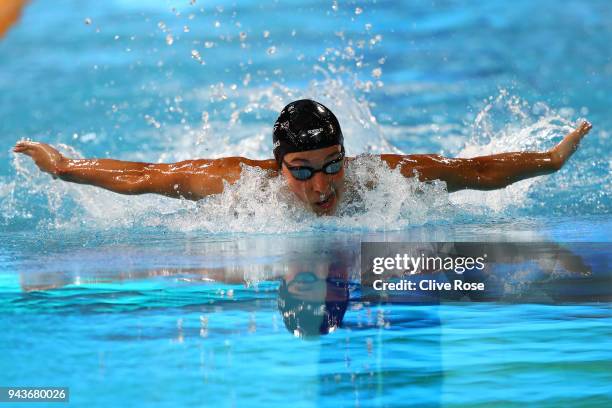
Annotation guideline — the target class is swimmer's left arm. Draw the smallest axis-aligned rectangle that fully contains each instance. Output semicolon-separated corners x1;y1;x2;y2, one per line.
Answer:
383;121;592;192
12;141;275;200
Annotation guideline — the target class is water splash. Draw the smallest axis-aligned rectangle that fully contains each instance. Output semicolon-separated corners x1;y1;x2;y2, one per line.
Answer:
451;89;588;213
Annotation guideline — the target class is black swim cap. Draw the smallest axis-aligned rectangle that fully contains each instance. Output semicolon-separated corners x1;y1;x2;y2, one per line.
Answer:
273;99;344;168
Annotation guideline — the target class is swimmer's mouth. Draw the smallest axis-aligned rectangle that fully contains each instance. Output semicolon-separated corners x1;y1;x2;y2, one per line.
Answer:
314;192;335;210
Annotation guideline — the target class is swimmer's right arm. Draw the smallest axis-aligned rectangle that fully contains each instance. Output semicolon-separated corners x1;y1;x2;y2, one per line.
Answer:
382;121;592;192
13;141;276;200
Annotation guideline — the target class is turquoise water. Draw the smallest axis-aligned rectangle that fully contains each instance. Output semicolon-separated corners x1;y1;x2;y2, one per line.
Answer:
1;0;611;406
1;230;611;407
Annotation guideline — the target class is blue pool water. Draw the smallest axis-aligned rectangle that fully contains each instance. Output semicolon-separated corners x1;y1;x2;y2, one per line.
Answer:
1;0;611;406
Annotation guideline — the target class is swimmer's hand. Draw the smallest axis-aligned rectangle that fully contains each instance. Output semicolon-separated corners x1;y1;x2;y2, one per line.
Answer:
13;141;66;179
550;121;592;169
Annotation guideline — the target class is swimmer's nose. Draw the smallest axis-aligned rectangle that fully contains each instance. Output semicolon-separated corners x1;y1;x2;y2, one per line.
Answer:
311;171;330;194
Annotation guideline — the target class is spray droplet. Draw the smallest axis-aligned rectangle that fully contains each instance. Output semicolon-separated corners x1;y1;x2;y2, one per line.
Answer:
372;67;382;78
165;34;174;45
204;41;214;48
332;1;338;12
239;32;247;41
191;49;204;64
267;46;276;55
183;25;190;33
214;21;220;28
263;30;270;38
242;73;251;86
84;17;92;25
144;114;161;129
190;0;196;5
114;35;120;40
355;7;363;15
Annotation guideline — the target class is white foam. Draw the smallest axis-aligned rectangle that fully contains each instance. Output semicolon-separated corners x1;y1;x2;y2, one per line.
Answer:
450;90;577;213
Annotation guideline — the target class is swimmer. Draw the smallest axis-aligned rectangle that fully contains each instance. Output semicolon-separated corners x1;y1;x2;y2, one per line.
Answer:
13;99;592;215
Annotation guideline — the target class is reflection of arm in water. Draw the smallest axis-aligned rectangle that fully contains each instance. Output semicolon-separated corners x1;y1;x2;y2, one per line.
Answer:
19;265;255;292
381;121;592;192
451;242;592;277
12;141;277;200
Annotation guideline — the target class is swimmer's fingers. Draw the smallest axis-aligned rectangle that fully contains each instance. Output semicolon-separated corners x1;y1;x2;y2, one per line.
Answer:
565;120;592;145
576;120;593;136
12;140;35;153
13;140;50;154
12;140;66;176
13;141;45;158
550;120;592;169
568;120;592;143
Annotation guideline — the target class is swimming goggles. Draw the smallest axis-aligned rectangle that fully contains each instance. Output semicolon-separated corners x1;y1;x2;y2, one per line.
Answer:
282;149;345;181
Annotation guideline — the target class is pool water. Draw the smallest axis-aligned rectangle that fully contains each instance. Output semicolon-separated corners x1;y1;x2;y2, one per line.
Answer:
1;229;611;407
1;0;611;407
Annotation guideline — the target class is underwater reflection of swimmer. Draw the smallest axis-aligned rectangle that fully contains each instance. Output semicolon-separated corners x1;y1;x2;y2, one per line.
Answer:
16;242;609;336
15;100;592;216
277;265;350;337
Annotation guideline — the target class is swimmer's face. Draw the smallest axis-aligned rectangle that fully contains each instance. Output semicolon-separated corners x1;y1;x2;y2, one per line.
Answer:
281;145;345;216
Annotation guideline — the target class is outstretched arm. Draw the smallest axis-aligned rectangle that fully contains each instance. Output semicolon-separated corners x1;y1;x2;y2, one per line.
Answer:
13;141;277;200
382;121;592;192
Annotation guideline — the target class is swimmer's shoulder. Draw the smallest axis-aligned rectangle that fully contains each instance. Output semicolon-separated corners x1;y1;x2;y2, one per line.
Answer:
239;157;279;177
173;157;278;179
203;157;279;178
344;154;391;164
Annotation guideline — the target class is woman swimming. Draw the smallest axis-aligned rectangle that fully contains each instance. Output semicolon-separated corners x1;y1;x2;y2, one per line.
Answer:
13;99;592;216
